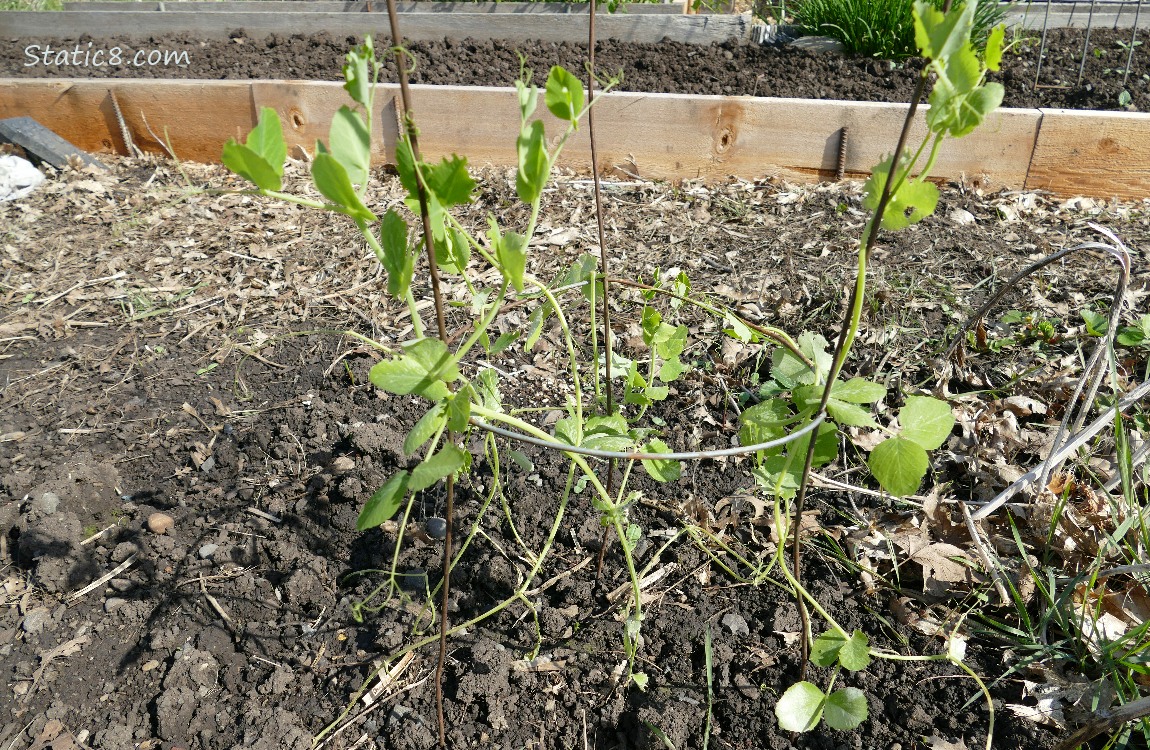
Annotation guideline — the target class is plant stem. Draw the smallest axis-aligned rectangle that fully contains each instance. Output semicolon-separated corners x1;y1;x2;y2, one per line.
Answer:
586;0;618;582
382;5;453;746
789;57;933;672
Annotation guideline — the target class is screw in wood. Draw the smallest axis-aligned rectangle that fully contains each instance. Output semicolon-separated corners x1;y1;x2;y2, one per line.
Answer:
835;126;849;182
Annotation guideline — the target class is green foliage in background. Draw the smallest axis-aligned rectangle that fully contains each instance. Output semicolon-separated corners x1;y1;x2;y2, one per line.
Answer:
791;0;1007;59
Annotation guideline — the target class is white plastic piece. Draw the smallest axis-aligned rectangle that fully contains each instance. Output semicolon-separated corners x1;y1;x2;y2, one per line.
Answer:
0;155;45;203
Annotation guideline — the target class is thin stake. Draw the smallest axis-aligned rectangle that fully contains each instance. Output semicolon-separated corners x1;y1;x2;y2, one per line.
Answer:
1122;0;1143;89
587;0;617;580
1034;0;1054;91
1077;0;1098;87
382;3;454;747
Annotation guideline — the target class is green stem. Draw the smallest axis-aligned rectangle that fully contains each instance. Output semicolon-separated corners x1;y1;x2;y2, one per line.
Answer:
363;226;426;338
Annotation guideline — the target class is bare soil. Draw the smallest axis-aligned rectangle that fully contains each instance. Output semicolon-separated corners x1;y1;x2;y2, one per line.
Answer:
1;152;1148;749
2;27;1148;111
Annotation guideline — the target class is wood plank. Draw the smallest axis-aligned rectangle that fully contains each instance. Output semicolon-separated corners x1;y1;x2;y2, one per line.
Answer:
249;81;1039;187
1026;108;1150;199
62;1;687;14
17;78;1138;197
0;11;746;43
0;79;256;163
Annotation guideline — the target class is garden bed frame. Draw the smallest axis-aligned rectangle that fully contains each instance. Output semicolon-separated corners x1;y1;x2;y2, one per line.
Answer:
1;77;1148;199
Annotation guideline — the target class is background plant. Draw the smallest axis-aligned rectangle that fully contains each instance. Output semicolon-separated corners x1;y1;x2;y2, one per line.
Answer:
790;0;1007;59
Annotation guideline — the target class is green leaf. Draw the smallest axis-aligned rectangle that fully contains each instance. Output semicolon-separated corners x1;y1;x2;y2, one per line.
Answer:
659;357;686;382
739;398;791;447
312;152;376;223
497;231;528;292
446;387;472;432
246;107;287;179
544;65;585;124
424;154;475;208
824;687;868;731
811;630;870;671
1082;309;1108;337
583;413;633;452
724;312;754;343
395;137;419;196
435;226;472;275
811;630;846;668
641;439;681;483
771;348;814;388
798;332;833;384
516;119;550;205
378;209;414;297
868;436;929;497
221;142;282;192
342;38;375;108
476;368;502;412
839;630;872;671
404;402;446;456
487;330;519;354
631;672;649;691
369;338;459;401
356;471;409;530
826;400;879;429
899;395;954;450
775;681;825;732
984;24;1005;71
833;378;887;404
554;414;583;446
409;443;467;491
515;78;539;122
863;157;939;230
913;0;975;61
329;105;371;191
640;306;663;347
752;455;802;499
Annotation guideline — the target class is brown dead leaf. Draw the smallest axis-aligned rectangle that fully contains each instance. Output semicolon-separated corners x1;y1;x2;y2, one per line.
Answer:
908;542;984;598
927;734;970;750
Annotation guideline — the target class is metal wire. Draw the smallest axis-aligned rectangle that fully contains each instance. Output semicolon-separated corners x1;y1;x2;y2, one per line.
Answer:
470;411;827;462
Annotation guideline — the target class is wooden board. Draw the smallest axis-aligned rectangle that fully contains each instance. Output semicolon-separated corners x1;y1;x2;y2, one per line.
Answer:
1025;108;1150;199
0;11;745;43
0;78;1037;188
62;1;687;14
0;79;256;163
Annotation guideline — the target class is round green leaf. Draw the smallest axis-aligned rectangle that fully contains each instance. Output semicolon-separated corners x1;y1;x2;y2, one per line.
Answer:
824;687;868;730
641;439;681;483
839;630;872;672
775;681;825;732
868;436;929;497
899;395;955;450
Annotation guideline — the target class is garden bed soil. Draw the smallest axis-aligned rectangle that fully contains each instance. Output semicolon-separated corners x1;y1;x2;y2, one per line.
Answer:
1;155;1148;749
2;27;1148;111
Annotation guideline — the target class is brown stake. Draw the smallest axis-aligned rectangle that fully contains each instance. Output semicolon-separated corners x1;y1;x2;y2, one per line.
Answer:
382;2;454;747
587;0;617;580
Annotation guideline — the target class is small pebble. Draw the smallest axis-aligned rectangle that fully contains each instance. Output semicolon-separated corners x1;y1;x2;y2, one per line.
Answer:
104;597;127;613
35;491;60;515
198;544;218;559
721;612;750;637
12;681;30;697
142;660;161;672
21;607;51;634
424;517;448;540
147;512;174;535
330;456;356;474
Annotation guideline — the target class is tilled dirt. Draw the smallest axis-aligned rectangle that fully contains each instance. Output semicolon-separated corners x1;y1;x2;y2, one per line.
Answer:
0;155;1148;750
2;26;1148;111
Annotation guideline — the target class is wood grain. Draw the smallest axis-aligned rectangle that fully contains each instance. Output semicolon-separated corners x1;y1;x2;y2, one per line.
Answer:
61;1;687;14
1026;108;1150;200
0;11;746;43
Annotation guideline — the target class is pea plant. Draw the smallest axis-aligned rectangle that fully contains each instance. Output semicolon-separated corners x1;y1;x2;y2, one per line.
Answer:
219;0;1008;745
764;0;1005;738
